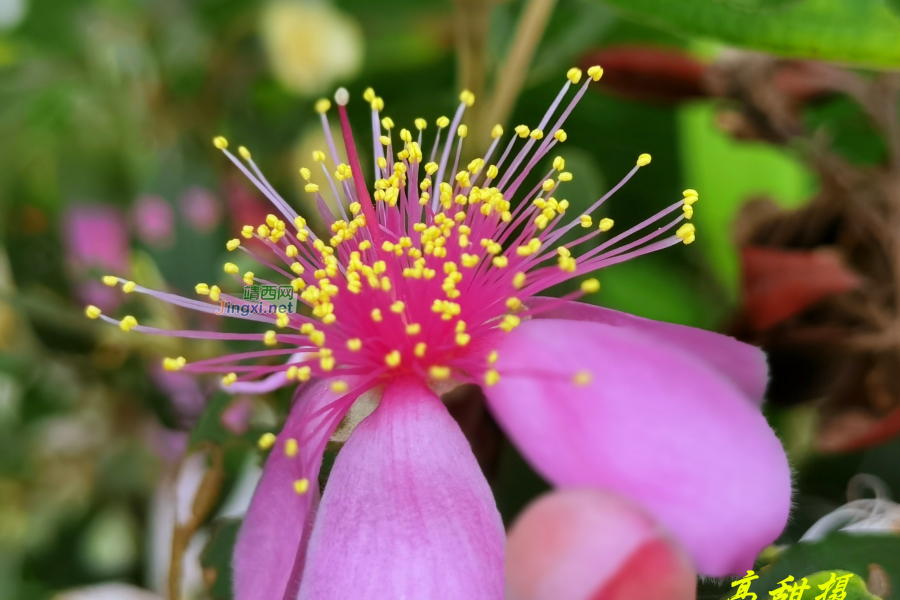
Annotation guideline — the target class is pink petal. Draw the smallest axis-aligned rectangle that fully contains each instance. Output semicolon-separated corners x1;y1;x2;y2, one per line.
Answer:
233;378;361;600
298;378;504;600
484;318;792;577
506;489;696;600
530;297;768;403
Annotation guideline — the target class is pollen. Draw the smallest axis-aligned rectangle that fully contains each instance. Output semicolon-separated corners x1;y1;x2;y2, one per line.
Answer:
285;438;298;457
162;357;186;371
293;478;310;495
485;369;500;386
573;371;592;386
331;381;349;393
580;278;601;293
85;305;102;319
385;350;401;368
414;342;427;357
406;323;421;335
347;338;362;351
258;433;276;450
120;315;138;332
102;275;118;287
637;153;652;167
599;218;614;232
222;372;237;386
676;223;696;245
371;308;383;322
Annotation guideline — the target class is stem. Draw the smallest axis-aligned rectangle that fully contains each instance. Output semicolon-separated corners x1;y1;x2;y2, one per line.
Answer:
483;0;559;144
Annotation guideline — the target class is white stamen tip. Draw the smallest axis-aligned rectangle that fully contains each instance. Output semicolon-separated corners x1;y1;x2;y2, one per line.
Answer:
335;87;350;106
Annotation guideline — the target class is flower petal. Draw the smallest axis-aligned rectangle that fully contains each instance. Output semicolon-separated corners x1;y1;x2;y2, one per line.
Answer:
506;489;696;600
298;378;504;600
484;318;792;577
233;378;362;600
529;297;769;403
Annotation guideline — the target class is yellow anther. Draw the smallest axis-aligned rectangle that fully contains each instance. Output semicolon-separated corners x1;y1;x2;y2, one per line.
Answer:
222;372;237;386
406;323;422;335
241;225;254;239
370;97;385;111
309;330;326;347
513;272;526;289
379;135;391;147
377;157;387;170
530;129;544;140
492;256;509;268
258;433;276;450
436;116;450;128
239;146;252;160
485;369;500;386
312;150;326;162
429;366;451;380
342;338;361;352
209;285;221;302
162;356;186;371
363;87;375;102
414;342;427;357
121;280;136;293
264;330;277;346
299;167;311;181
102;275;118;287
286;366;298;381
580;215;592;228
506;297;522;311
599;218;614;232
459;89;475;106
223;262;239;274
293;478;310;495
331;380;349;393
542;179;555;192
683;204;694;219
683;190;699;206
558;172;573;182
580;278;601;293
297;366;312;381
676;223;696;245
119;315;138;332
371;308;383;322
285;438;298;457
515;125;530;138
457;124;468;139
381;116;394;130
195;283;210;295
315;98;331;113
257;224;270;238
461;253;479;268
455;332;471;346
486;165;499;179
276;313;290;328
573;371;592;386
243;272;254;285
554;130;567;142
488;350;498;364
385;350;401;368
499;314;521;332
415;118;427;130
637;153;652;167
85;305;101;319
552;156;565;171
320;355;335;371
566;67;583;84
587;65;603;81
300;323;315;335
213;136;228;150
390;301;405;313
305;183;319;193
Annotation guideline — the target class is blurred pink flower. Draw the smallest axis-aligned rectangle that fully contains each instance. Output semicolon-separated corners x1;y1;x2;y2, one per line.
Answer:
180;187;222;233
64;204;130;309
133;194;174;247
92;70;792;598
506;489;697;600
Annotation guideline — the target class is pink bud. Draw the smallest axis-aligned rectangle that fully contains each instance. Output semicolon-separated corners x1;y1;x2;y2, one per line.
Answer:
506;489;697;600
133;194;175;247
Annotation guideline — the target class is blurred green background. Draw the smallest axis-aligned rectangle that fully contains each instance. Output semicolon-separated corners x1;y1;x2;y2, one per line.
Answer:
2;0;900;598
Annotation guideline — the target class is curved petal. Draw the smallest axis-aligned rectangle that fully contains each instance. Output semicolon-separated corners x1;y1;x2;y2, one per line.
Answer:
233;377;364;600
529;297;768;403
506;489;696;600
484;318;791;577
298;378;504;600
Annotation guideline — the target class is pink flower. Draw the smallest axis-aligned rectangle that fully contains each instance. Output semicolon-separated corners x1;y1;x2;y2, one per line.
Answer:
64;204;130;310
133;194;175;247
87;67;791;598
180;187;223;233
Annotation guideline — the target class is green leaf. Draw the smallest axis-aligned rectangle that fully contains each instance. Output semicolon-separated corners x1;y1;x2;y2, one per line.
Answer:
596;0;900;67
201;518;242;600
719;535;900;600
